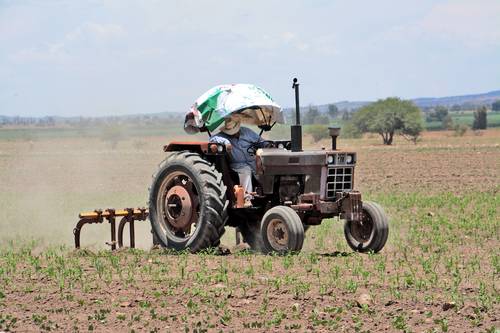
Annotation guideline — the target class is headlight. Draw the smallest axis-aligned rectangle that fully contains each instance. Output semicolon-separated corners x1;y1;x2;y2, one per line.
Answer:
277;143;284;149
327;155;334;164
346;155;353;164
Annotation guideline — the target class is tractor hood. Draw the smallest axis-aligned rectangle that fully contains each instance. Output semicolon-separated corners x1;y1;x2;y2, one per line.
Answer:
256;148;356;175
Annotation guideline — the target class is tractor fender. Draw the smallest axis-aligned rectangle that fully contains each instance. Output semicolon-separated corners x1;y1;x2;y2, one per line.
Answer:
164;142;209;154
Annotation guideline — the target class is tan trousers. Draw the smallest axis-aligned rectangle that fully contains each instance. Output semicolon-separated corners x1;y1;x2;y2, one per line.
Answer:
234;166;253;200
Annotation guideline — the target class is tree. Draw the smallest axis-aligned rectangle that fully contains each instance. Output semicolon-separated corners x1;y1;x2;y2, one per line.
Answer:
327;104;339;119
425;106;448;122
434;106;449;121
472;106;487;130
492;100;500;111
351;97;424;145
341;111;351;121
303;104;319;125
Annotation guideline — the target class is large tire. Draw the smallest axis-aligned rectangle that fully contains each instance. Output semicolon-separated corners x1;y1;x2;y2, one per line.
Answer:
260;206;305;254
344;201;389;253
149;151;227;252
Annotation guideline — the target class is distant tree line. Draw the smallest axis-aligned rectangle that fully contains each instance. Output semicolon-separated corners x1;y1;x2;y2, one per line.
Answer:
0;113;185;128
422;103;493;131
0;116;56;127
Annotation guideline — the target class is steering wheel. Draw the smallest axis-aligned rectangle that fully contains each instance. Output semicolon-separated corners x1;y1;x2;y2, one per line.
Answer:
247;140;274;156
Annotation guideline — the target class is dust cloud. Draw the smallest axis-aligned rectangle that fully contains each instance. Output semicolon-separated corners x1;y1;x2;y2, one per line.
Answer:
0;135;184;250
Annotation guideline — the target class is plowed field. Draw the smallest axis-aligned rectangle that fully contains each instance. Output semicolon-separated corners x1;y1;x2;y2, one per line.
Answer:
0;129;498;332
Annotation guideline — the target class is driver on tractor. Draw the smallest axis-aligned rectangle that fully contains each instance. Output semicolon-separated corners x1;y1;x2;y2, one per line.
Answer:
209;117;263;207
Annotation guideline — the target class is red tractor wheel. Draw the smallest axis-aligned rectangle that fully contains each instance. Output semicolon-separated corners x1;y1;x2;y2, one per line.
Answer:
149;151;227;252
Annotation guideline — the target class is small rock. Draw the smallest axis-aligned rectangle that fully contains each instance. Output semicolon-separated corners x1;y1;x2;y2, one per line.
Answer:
427;212;435;217
460;304;477;319
442;301;456;311
258;276;269;283
217;245;231;255
236;299;252;307
356;293;373;307
232;243;250;253
119;301;132;308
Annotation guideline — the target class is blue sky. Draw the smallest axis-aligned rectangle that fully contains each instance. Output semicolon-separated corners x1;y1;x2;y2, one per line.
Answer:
1;0;499;116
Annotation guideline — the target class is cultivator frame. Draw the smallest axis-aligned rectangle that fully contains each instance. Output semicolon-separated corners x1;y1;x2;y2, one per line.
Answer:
74;208;148;250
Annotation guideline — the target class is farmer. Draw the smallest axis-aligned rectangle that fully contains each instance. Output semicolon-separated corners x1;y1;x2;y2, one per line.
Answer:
209;117;262;207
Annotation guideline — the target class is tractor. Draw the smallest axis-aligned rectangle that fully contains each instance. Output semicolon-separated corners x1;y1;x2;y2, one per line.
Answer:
148;79;389;254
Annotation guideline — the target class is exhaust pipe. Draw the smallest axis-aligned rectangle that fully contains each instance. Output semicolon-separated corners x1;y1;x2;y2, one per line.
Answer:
329;127;341;150
291;78;302;152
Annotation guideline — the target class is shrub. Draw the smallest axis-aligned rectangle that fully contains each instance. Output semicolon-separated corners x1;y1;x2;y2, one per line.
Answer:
442;115;454;130
340;121;362;139
305;124;330;142
453;124;468;137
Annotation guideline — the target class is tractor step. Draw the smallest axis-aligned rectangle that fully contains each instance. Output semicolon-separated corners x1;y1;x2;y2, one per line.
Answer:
74;208;149;250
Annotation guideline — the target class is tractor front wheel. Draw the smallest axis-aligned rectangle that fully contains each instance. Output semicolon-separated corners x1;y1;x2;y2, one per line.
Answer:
260;206;304;254
344;201;388;253
149;151;227;252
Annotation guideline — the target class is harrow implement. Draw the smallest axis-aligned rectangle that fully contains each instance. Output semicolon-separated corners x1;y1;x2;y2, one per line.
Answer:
74;208;148;250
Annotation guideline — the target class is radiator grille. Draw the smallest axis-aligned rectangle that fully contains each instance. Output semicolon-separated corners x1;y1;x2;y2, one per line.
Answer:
326;167;353;198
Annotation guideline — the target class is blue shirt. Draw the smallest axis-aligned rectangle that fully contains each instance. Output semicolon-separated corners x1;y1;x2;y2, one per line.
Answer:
209;127;262;173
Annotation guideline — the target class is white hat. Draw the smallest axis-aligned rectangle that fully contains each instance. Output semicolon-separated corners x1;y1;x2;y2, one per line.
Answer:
221;118;241;135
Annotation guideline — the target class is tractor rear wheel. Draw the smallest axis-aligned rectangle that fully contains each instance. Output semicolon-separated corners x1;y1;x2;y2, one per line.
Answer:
260;206;304;254
344;201;388;253
149;151;227;252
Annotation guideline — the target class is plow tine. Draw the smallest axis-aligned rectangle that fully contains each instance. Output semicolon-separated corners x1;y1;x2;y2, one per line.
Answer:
129;219;135;248
108;209;116;250
75;207;148;250
73;219;87;249
118;217;126;248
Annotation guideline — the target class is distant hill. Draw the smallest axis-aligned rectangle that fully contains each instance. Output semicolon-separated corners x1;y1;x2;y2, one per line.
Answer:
2;90;500;123
313;90;500;112
411;90;500;108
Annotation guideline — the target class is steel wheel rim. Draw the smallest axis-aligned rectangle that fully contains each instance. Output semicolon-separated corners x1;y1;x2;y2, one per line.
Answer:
350;211;374;244
267;218;289;251
157;171;199;241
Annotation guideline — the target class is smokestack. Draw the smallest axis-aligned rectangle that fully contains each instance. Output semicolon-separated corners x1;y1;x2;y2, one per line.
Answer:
291;78;302;152
329;127;341;150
